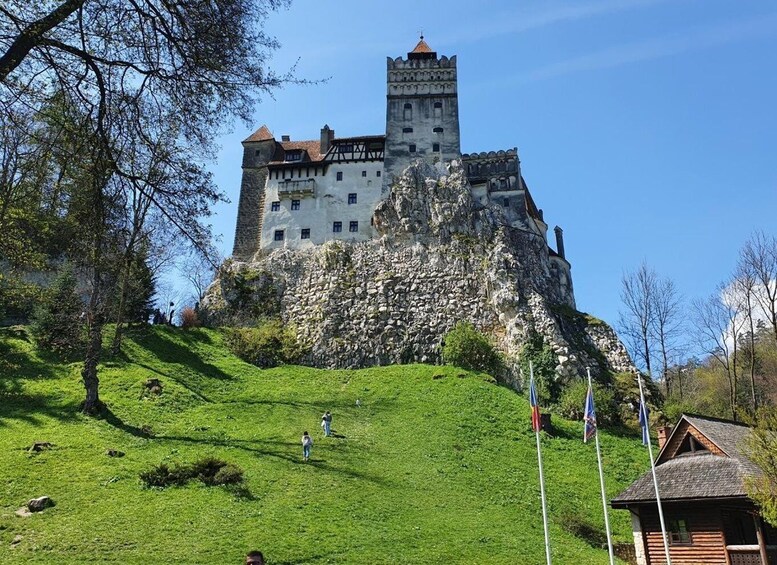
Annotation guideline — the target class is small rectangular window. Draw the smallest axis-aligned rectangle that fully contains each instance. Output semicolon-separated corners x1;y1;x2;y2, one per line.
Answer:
409;144;416;153
271;201;280;212
348;193;357;205
503;198;509;207
433;143;440;152
362;170;367;177
349;221;358;233
274;230;284;241
301;228;310;239
403;127;413;133
434;102;442;109
669;519;692;545
291;199;300;210
339;144;354;153
336;171;343;181
376;171;381;177
333;221;342;233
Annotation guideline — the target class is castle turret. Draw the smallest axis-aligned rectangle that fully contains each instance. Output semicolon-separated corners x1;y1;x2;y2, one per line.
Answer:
554;226;566;260
383;37;461;191
233;125;276;258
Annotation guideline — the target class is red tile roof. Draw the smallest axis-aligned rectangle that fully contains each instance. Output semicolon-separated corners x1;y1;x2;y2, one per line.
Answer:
269;140;324;165
411;37;433;54
243;125;274;143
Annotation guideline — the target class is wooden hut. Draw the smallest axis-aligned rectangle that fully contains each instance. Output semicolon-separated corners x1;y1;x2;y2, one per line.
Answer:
611;414;777;565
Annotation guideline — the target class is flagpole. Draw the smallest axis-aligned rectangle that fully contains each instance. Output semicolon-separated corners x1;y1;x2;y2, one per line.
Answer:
637;372;672;565
531;361;552;565
587;368;615;565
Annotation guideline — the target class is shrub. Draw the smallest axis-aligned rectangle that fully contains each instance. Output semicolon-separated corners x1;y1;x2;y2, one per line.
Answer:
518;330;560;404
139;463;192;488
140;457;244;488
30;265;85;358
180;306;201;329
441;322;504;376
558;380;619;426
213;464;244;486
224;319;304;368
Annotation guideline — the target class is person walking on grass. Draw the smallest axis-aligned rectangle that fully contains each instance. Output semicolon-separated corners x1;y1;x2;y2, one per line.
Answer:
302;431;313;462
322;411;332;436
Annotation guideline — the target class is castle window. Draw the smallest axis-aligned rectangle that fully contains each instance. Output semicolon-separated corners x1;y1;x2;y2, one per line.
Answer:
271;201;280;212
434;102;442;109
376;170;381;177
336;171;343;181
348;193;357;205
255;150;261;156
503;198;509;207
433;143;440;152
403;127;413;133
434;101;442;118
301;228;310;239
291;199;300;211
333;221;342;233
339;144;354;153
433;127;444;133
409;144;416;153
362;170;367;177
349;221;359;233
274;230;284;241
285;151;302;162
403;103;412;121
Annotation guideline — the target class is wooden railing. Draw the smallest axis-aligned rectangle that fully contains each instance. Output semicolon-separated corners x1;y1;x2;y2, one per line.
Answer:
727;544;777;565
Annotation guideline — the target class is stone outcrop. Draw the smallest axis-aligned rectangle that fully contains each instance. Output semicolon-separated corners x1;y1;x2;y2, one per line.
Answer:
204;160;635;386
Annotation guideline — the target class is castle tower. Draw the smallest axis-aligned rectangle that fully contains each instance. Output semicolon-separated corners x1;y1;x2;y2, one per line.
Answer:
383;37;461;190
232;125;276;258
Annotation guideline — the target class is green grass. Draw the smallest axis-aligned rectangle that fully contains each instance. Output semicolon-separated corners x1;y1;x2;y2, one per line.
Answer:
0;326;648;564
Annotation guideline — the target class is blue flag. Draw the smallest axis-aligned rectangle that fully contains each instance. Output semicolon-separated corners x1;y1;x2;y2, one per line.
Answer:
530;376;541;433
638;399;650;445
584;385;596;443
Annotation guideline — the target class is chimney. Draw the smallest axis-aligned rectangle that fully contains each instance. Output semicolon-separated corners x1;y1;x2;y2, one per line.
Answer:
320;125;334;154
554;226;565;259
657;425;673;450
281;134;290;142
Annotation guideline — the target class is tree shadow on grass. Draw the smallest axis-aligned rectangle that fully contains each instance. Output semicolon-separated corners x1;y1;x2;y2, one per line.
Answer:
0;392;80;427
99;405;154;439
129;329;232;381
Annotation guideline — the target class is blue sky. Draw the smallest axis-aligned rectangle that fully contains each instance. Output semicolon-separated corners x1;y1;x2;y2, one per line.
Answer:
202;0;777;328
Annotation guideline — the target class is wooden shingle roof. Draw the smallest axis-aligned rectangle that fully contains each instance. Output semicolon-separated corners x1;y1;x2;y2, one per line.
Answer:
611;414;759;508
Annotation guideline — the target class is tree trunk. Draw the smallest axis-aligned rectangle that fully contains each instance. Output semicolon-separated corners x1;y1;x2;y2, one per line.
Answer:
82;272;103;415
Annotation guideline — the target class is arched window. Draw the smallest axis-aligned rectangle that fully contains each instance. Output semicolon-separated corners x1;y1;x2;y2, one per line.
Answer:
403;103;412;121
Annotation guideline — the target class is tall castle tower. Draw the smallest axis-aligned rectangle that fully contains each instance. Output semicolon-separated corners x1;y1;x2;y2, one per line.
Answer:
383;37;461;190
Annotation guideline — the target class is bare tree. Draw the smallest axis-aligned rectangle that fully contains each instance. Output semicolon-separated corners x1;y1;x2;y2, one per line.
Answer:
732;264;760;413
619;263;658;376
651;276;684;396
180;250;221;306
740;231;777;344
692;285;746;421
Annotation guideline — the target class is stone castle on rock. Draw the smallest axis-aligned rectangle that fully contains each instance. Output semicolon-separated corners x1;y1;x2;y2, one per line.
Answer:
207;39;633;384
232;38;573;308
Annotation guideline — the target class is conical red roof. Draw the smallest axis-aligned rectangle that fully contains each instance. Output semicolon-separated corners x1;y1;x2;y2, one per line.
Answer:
410;37;433;54
244;125;274;143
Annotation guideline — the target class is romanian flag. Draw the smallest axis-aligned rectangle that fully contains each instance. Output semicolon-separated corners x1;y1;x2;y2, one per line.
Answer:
530;376;542;433
584;384;597;443
638;398;650;445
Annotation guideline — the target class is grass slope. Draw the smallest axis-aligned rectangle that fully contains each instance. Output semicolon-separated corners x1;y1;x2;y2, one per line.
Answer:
0;326;648;564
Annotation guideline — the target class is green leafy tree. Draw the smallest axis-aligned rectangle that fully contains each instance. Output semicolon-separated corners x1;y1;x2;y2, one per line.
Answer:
441;322;504;376
519;330;559;403
745;408;777;527
30;265;84;358
558;380;619;425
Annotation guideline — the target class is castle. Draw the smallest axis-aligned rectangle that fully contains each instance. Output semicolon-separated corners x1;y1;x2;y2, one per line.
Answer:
232;38;574;306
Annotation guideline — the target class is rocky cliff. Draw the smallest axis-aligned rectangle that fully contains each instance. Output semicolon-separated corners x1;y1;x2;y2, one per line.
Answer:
203;160;634;387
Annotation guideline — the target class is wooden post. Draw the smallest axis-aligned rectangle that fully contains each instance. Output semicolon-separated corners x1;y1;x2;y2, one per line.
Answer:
754;514;769;565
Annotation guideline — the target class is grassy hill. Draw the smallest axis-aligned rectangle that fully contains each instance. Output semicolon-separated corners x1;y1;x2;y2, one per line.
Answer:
0;326;649;564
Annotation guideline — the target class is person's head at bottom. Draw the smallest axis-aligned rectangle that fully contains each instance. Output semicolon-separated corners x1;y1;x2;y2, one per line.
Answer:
246;550;265;564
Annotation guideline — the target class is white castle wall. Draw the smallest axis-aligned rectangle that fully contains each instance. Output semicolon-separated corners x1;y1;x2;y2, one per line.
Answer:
261;161;384;249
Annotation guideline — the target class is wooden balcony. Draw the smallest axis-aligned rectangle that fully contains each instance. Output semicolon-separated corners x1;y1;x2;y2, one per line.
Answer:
727;544;777;565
